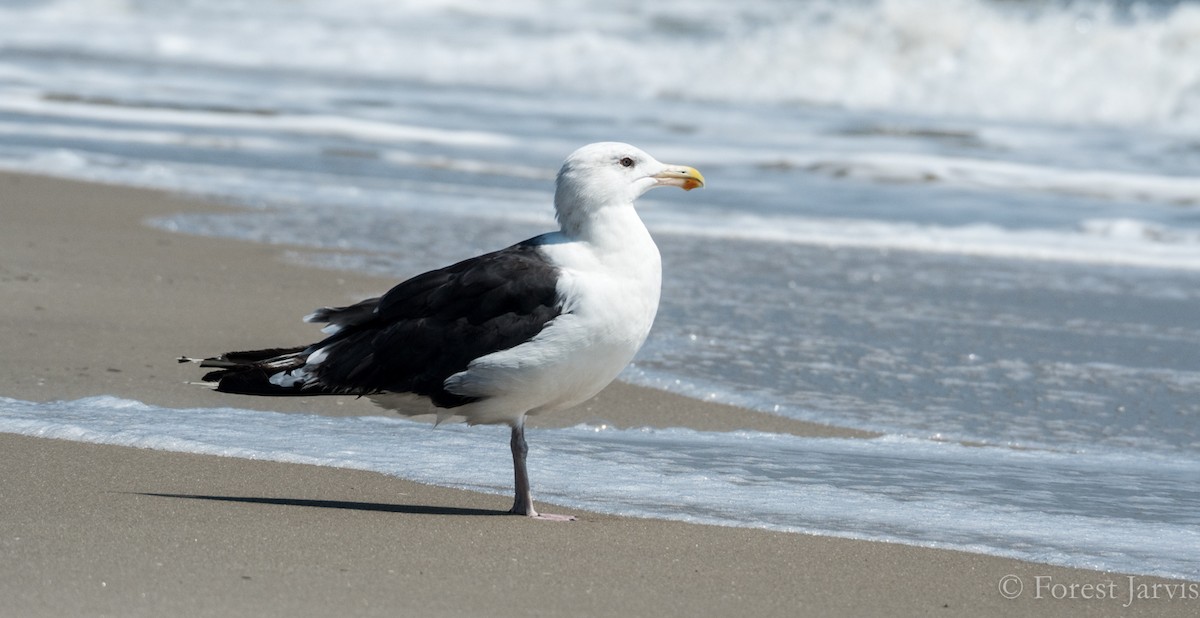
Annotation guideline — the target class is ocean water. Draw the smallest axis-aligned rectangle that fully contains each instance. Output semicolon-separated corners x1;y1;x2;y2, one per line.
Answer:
2;0;1199;580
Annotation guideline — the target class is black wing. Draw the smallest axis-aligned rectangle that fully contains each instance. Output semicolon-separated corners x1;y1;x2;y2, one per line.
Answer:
193;240;563;408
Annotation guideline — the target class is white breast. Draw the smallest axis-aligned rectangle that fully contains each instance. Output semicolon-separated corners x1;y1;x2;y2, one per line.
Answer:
441;207;662;426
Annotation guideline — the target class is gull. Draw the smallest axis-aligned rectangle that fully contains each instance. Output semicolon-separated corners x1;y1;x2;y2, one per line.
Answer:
182;142;704;520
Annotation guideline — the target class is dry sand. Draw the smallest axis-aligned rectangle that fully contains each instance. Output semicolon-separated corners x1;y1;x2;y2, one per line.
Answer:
1;171;1193;617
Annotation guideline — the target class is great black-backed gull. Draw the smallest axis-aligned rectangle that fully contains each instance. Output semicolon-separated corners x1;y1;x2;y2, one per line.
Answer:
182;142;704;520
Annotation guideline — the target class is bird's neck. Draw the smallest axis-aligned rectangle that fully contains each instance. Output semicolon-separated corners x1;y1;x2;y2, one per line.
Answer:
557;202;654;255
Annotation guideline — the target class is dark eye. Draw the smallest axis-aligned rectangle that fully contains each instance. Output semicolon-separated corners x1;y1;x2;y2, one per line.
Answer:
619;157;635;168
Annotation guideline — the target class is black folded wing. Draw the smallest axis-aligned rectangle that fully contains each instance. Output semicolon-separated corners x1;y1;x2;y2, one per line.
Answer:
198;240;563;407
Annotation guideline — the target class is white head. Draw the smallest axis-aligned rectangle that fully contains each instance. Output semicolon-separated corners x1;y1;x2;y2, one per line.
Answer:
553;142;704;233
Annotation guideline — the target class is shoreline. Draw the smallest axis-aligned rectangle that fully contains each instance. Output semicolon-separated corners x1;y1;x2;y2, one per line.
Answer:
1;170;1193;617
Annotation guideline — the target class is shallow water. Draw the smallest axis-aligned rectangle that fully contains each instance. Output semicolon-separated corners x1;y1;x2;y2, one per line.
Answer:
3;396;1197;580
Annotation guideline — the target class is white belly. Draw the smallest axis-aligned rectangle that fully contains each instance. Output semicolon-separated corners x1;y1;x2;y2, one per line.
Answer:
444;231;661;425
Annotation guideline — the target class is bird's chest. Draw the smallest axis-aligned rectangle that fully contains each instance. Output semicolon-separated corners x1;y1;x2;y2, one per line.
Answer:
555;244;662;349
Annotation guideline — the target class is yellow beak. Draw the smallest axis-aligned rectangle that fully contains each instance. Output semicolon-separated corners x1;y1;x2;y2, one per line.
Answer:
654;165;706;191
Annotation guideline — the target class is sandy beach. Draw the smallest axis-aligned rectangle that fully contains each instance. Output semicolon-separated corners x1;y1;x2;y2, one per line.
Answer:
1;170;1194;617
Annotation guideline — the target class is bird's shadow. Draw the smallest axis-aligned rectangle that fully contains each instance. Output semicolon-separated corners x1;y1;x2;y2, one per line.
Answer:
136;492;509;517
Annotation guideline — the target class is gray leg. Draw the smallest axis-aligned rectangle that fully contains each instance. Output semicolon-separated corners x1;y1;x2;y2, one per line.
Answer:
509;422;574;521
509;422;534;515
